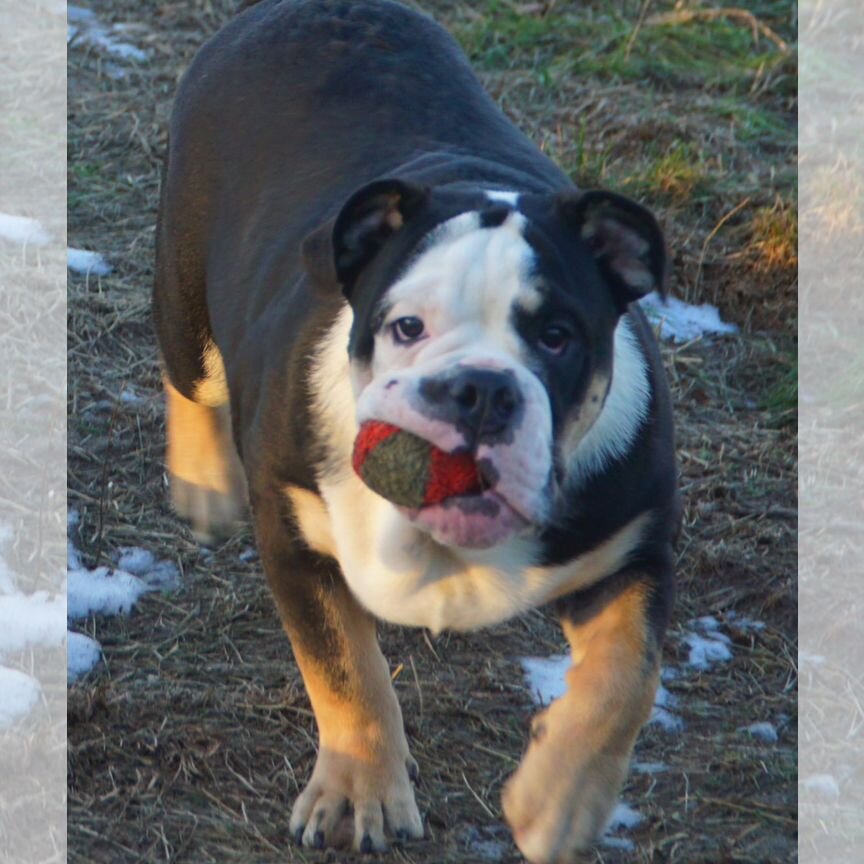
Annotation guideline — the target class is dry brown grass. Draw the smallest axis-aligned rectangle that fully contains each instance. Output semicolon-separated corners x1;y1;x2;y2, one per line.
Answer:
68;1;797;861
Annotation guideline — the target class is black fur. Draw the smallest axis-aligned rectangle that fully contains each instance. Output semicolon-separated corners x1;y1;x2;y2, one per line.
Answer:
153;0;679;716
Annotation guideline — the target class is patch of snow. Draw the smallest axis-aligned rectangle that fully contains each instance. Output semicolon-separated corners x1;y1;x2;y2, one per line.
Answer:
660;665;678;682
67;5;149;62
650;705;683;732
66;530;182;680
726;610;765;631
684;632;732;669
0;212;52;247
602;801;642;849
0;667;41;728
653;683;676;709
239;546;258;562
141;560;181;590
68;247;111;276
520;654;570;705
803;774;840;800
116;547;155;575
67;539;83;572
67;631;102;683
0;592;66;655
119;387;143;405
606;801;642;830
740;721;778;743
67;566;148;619
640;292;738;344
649;683;684;732
632;761;668;774
601;836;634;850
116;547;180;590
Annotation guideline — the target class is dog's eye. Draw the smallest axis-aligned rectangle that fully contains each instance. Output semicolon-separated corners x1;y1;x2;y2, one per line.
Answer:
391;316;425;344
537;324;572;355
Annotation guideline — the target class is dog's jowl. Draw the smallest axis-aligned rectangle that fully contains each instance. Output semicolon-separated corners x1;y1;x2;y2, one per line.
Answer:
153;1;679;860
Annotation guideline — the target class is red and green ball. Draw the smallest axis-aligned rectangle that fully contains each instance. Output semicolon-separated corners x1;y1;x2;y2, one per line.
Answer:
352;421;482;508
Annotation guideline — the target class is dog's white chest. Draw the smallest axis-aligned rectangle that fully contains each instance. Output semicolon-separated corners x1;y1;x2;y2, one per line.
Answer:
286;478;648;633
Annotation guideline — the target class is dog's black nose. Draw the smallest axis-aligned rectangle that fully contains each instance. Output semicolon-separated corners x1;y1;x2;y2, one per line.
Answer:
420;368;523;441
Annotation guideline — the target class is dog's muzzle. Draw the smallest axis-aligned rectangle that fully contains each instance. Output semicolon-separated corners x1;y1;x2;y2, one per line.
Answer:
417;368;524;445
355;356;553;548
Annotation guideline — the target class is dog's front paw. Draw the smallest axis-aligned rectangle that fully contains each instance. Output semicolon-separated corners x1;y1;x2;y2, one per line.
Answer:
289;744;423;853
502;698;630;864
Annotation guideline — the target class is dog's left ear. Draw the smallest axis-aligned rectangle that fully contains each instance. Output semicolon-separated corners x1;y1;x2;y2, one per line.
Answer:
557;190;668;310
302;179;429;296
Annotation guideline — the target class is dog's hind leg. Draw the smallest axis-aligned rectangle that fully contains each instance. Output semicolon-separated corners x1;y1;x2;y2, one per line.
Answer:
253;489;423;853
154;142;247;543
503;562;672;863
163;377;247;543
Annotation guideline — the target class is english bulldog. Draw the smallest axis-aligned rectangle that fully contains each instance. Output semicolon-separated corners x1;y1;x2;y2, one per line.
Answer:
153;0;679;860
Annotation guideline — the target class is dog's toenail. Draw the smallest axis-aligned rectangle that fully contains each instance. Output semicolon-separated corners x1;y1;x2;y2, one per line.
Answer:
294;827;305;845
406;759;419;783
395;829;409;842
360;833;374;854
313;830;325;849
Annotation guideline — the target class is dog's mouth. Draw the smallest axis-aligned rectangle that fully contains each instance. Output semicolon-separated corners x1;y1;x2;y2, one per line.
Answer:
351;420;534;548
399;489;529;550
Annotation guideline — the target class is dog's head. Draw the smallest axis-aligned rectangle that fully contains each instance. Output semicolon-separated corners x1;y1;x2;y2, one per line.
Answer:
304;180;667;549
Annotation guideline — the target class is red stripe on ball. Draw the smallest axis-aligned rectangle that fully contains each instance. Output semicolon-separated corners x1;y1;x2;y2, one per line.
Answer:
352;421;401;475
424;447;482;506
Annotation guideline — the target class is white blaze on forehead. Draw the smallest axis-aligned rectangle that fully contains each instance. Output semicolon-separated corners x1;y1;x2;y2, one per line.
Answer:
382;210;541;361
485;189;520;206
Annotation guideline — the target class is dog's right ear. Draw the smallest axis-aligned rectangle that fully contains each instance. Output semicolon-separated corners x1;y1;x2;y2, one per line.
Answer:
301;179;429;296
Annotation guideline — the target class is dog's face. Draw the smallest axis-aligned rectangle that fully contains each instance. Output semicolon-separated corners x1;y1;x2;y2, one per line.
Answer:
304;180;666;549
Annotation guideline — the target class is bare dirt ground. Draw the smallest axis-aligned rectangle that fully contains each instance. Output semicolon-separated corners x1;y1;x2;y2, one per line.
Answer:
68;1;797;861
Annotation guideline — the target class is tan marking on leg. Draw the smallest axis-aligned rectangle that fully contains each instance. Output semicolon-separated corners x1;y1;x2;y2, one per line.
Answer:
193;340;230;408
284;486;337;558
165;378;247;542
503;580;659;864
280;581;423;852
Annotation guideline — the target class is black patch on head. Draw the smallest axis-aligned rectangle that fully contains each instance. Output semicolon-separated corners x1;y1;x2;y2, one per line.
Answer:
479;204;510;229
344;187;490;362
503;195;625;444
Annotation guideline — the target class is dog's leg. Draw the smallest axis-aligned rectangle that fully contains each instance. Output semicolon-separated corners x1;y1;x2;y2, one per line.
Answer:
253;491;423;853
164;378;247;543
503;567;670;863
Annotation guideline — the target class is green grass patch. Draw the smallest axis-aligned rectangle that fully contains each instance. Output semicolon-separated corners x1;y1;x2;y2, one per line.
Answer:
70;161;101;181
762;357;797;425
626;143;709;203
454;1;792;98
710;97;791;147
578;17;788;94
452;3;611;71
